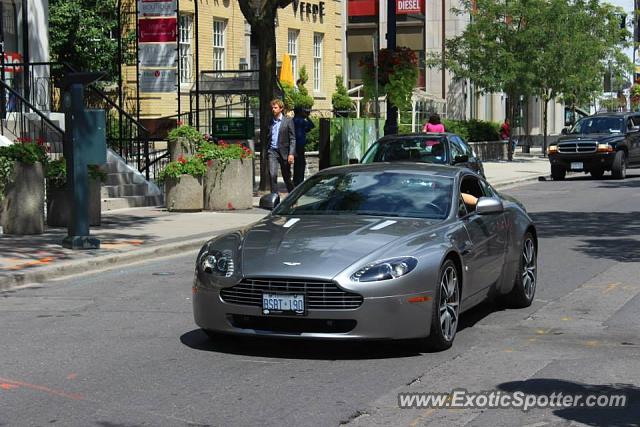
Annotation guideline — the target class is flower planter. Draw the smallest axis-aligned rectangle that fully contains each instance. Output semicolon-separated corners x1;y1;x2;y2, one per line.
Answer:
46;178;101;227
169;136;196;162
204;159;252;210
0;161;44;235
165;174;203;212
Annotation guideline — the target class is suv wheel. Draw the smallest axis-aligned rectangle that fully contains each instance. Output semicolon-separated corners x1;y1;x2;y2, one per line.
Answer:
551;165;566;180
611;150;627;180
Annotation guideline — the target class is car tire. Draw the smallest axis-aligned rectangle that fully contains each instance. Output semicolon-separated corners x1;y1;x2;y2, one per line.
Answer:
501;232;537;308
551;165;566;181
590;167;604;179
611;150;627;180
422;259;461;352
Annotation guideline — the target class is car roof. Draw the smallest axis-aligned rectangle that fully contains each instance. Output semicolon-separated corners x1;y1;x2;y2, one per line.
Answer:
375;133;454;142
316;162;464;178
591;112;638;118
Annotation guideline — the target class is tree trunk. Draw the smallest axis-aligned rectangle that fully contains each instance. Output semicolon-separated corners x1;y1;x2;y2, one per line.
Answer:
255;16;277;191
507;91;516;161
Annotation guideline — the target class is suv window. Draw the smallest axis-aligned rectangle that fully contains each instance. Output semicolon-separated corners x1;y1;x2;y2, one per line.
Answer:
449;137;466;160
631;116;640;129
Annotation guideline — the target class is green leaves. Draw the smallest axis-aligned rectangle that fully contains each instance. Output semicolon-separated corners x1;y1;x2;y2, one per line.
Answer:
50;0;119;80
332;76;354;112
436;0;631;108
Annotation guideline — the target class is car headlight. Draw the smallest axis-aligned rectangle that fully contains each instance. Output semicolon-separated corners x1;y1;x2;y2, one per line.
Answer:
199;249;235;277
351;257;418;282
548;145;558;154
196;232;243;283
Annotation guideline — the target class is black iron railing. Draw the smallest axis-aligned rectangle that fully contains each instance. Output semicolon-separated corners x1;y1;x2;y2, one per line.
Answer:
0;78;64;155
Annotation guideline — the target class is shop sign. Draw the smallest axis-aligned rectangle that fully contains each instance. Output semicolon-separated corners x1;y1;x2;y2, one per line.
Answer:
139;44;177;67
138;0;176;17
138;18;177;43
396;0;423;15
139;69;176;93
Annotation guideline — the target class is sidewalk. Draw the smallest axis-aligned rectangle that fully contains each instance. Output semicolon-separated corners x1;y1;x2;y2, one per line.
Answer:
0;149;551;290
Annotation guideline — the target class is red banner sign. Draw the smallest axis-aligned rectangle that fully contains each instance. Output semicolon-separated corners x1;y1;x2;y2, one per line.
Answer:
396;0;423;15
138;18;177;43
2;52;23;73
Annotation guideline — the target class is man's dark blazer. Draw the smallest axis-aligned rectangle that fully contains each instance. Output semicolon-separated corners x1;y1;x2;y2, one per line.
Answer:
273;115;297;158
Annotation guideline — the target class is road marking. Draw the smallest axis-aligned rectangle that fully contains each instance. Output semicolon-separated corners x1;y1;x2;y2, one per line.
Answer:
0;383;19;390
409;408;436;427
0;376;84;401
584;340;599;347
560;316;572;321
66;373;77;380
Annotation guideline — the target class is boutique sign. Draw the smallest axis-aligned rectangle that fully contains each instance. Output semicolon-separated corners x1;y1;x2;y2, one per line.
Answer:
396;0;423;15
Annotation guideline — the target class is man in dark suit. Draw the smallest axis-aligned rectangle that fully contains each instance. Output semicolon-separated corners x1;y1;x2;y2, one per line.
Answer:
268;98;296;194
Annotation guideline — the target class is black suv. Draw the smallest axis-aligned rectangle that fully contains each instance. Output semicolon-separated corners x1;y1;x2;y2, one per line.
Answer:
548;112;640;180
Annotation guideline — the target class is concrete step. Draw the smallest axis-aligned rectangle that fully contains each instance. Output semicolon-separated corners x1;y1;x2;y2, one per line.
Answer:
102;195;164;211
105;172;145;186
101;183;150;198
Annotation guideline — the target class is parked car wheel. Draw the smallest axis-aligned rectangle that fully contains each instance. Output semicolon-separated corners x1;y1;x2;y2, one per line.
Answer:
611;150;627;180
501;232;537;308
422;259;460;351
551;165;566;181
590;167;604;179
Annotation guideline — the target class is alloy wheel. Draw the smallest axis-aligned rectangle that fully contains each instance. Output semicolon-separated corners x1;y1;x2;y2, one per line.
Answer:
522;238;537;300
439;265;460;341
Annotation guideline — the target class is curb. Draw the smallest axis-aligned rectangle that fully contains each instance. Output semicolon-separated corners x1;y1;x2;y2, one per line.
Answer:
0;234;215;292
492;174;546;190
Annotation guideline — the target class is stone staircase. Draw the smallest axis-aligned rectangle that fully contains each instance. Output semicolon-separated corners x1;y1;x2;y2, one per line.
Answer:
101;149;164;210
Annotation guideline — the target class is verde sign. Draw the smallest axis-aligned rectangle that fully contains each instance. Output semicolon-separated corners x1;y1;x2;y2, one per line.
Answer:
212;118;255;139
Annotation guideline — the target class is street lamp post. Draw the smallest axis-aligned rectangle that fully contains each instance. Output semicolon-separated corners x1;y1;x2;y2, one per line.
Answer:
384;0;398;135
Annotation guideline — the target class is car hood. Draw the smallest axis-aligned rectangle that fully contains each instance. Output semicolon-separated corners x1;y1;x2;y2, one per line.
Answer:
240;215;435;278
557;133;623;144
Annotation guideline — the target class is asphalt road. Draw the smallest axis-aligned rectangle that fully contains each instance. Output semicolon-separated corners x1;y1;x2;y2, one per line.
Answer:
1;173;640;426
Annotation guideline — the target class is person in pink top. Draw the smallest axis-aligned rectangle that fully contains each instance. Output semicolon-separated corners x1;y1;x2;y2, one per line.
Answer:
422;113;445;133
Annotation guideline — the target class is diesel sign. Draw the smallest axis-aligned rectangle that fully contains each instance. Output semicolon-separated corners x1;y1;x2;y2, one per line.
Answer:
396;0;423;14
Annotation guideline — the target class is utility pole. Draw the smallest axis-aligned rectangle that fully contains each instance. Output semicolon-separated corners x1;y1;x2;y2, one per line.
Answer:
384;0;398;135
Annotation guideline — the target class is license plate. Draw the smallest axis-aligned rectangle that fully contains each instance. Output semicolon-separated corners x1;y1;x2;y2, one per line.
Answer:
571;162;583;170
262;293;305;315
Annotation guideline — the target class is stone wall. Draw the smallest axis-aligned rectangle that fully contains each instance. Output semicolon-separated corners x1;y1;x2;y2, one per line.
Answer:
254;151;320;180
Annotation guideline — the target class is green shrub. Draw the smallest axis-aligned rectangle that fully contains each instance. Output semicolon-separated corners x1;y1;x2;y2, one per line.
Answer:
45;158;106;188
331;76;354;113
442;119;500;141
158;155;207;182
304;117;320;151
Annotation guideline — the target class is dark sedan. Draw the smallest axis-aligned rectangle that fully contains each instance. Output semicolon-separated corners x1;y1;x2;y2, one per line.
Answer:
193;164;536;351
361;133;485;177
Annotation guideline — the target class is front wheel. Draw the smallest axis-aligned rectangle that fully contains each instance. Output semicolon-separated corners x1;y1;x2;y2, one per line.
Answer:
422;259;461;351
611;150;627;179
551;165;566;181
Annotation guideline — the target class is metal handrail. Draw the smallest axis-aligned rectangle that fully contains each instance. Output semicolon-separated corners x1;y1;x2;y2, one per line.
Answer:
0;79;64;135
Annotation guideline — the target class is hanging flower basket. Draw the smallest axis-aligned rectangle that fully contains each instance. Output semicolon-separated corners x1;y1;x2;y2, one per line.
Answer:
359;47;419;112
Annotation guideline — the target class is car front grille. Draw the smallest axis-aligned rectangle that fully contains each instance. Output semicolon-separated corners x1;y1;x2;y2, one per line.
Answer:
220;277;364;310
228;315;357;333
557;141;597;153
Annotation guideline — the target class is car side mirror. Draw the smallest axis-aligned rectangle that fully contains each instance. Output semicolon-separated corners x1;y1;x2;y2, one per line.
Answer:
453;155;469;164
561;128;569;135
476;197;504;215
259;193;280;210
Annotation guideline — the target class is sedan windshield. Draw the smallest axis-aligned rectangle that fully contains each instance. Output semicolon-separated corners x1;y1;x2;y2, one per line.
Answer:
570;117;624;134
361;137;448;164
274;171;453;220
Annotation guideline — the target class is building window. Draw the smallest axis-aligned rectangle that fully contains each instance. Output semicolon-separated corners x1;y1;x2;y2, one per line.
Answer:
213;20;226;71
287;29;299;82
179;14;193;84
313;32;323;93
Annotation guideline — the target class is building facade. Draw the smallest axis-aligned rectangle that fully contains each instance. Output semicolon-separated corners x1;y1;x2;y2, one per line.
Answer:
122;0;346;135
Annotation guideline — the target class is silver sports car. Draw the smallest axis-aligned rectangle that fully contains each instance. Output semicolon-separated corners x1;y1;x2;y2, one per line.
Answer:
192;164;537;350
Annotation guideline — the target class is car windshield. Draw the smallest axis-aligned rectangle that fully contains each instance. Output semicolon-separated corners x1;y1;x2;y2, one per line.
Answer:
273;170;453;220
570;117;624;134
361;137;448;164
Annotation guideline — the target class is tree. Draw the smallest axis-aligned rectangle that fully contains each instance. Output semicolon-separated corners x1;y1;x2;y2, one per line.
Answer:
49;0;121;81
429;0;541;160
428;0;631;160
238;0;294;191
